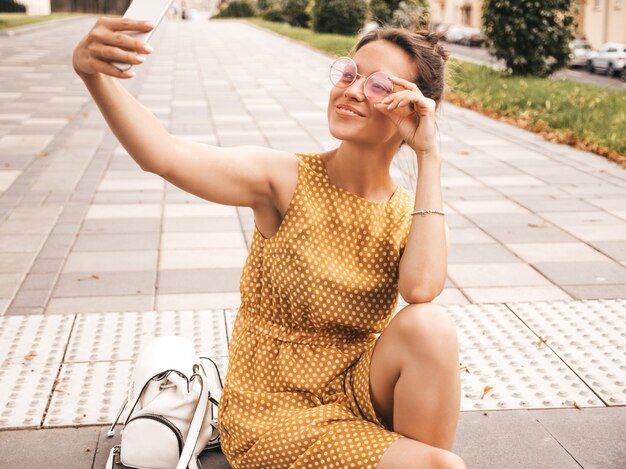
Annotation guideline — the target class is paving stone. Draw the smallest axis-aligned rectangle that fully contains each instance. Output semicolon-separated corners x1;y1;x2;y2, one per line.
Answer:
72;232;160;252
448;263;552;287
537;210;623;226
505;242;612;263
560;284;626;300
560;224;626;242
10;288;49;307
445;227;496;244
53;271;155;297
454;410;582;469
62;250;158;273
159;248;248;270
46;294;153;315
0;252;36;273
160;231;247;249
156;292;241;310
0;427;101;469
510;196;601;213
480;224;579;244
163;203;238;218
157;268;244;294
0;272;23;297
532;261;626;286
528;407;626;469
80;218;161;234
588;241;626;262
29;257;64;274
463;285;572;303
85;203;161;219
448;243;521;263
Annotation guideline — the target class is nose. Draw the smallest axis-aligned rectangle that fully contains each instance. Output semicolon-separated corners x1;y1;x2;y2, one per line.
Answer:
343;75;366;101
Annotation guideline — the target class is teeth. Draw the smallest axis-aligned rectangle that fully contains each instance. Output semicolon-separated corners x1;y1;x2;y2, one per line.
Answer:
339;107;359;116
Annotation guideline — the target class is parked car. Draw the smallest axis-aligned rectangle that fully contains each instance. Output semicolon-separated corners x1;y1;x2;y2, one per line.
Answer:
459;27;485;47
444;25;472;44
433;23;449;36
568;39;593;68
358;21;379;39
586;42;626;77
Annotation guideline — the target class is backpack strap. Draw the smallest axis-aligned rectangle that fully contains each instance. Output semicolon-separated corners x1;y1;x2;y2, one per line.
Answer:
176;361;209;469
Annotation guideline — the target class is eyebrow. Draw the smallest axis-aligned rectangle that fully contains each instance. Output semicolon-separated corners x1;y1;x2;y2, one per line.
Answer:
353;61;386;76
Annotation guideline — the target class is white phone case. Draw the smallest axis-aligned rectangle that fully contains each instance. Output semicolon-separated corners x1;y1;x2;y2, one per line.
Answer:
110;0;174;72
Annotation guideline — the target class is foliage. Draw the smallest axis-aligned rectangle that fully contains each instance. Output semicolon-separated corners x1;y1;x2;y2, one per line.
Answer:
282;0;311;27
259;0;286;22
0;0;26;13
481;0;577;77
215;0;258;18
312;0;367;36
369;0;428;27
389;0;429;30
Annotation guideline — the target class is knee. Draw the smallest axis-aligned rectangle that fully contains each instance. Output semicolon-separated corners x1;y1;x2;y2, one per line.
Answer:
394;303;459;359
432;451;467;469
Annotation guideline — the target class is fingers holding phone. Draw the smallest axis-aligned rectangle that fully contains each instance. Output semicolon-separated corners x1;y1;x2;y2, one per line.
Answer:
72;16;154;79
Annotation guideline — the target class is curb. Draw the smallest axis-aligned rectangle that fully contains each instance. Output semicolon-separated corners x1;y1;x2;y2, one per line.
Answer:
0;13;94;37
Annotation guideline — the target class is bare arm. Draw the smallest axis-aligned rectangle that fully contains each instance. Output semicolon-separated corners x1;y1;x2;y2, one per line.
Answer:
398;154;449;303
73;16;280;209
78;71;177;173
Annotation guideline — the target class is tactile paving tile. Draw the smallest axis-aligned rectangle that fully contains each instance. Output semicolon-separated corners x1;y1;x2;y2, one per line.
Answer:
444;302;540;351
43;361;133;427
3;300;625;429
43;356;230;427
0;314;75;428
507;299;626;349
507;298;626;405
458;345;604;411
225;308;238;345
0;314;74;367
64;310;228;362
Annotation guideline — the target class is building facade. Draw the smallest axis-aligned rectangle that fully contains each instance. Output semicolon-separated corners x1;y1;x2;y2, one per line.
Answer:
429;0;626;49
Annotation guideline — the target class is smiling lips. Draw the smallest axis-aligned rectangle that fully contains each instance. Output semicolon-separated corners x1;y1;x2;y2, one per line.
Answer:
336;104;366;117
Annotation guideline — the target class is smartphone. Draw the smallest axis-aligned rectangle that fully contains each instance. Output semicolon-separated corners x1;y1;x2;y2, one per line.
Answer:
110;0;174;72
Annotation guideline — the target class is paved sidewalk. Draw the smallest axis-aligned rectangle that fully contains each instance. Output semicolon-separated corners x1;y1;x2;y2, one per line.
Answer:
0;16;625;469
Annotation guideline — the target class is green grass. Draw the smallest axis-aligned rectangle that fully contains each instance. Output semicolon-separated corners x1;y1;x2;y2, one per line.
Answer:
0;12;86;30
445;58;626;159
223;17;626;164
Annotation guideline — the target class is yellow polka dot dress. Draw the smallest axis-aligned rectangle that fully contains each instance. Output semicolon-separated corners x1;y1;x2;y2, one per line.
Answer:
217;152;415;468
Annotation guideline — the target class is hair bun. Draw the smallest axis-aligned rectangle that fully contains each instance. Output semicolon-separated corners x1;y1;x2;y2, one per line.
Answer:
416;30;440;45
416;29;450;62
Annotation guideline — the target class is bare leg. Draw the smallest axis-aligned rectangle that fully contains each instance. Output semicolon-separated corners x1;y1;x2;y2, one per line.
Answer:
371;303;464;468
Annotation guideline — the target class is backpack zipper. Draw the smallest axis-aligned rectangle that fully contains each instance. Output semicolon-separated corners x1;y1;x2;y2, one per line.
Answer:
126;413;184;455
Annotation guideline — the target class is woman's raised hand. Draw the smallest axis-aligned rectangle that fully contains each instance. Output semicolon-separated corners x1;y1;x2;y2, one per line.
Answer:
72;16;155;79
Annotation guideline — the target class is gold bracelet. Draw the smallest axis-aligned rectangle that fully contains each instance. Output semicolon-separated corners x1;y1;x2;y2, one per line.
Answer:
411;209;446;217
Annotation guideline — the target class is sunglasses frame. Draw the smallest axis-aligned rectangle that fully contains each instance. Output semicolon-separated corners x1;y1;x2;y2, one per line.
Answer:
329;56;394;104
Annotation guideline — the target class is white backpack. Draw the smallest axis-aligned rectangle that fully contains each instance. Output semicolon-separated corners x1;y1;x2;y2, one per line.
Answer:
105;335;224;469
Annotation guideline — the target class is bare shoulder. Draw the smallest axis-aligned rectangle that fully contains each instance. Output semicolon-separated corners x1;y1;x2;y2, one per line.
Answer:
258;148;300;213
251;149;301;239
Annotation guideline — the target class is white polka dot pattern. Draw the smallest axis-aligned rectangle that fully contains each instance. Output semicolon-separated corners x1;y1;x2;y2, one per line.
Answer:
217;153;415;468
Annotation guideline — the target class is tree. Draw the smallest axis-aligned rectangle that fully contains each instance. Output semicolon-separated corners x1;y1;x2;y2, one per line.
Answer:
369;0;428;27
312;0;367;36
482;0;577;77
282;0;311;27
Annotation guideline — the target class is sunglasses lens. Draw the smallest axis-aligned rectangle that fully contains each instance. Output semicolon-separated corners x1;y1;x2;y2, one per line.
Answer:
330;58;356;87
364;72;393;103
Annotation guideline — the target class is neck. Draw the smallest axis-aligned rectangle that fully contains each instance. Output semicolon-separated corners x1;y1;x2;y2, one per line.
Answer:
320;141;398;202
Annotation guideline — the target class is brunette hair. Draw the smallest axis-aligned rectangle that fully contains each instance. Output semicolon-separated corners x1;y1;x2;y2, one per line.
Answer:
352;27;450;148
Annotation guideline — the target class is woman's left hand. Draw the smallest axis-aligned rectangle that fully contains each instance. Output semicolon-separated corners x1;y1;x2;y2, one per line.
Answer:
373;76;439;157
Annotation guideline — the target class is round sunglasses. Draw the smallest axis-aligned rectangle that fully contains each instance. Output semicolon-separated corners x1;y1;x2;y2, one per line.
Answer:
329;57;394;104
